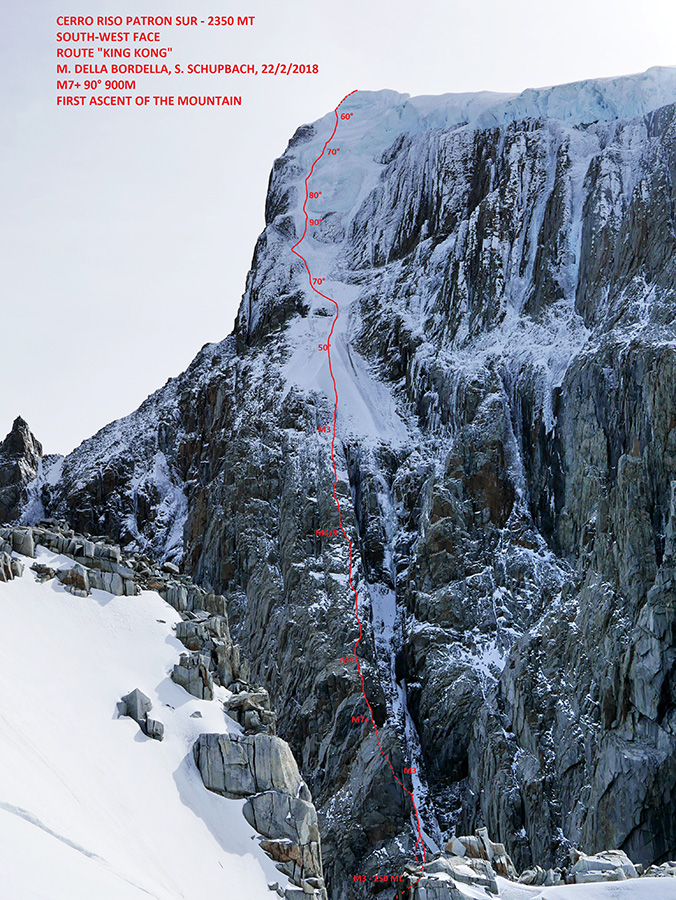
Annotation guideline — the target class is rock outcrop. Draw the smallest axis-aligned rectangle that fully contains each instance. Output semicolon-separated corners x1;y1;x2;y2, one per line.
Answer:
0;417;42;524
224;687;277;734
56;562;90;597
193;732;311;800
449;827;517;880
399;854;497;899
172;652;214;700
194;731;327;898
118;688;164;741
569;849;638;884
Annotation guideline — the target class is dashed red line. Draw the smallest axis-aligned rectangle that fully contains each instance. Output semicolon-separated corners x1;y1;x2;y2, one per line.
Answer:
290;90;427;896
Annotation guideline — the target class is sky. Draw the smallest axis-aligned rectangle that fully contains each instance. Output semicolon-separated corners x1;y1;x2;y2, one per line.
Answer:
1;0;675;454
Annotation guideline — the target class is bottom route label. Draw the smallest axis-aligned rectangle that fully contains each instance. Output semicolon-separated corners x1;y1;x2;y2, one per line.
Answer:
353;874;404;883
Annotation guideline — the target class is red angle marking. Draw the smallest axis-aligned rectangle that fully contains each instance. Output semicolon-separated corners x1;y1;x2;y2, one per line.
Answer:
290;90;427;896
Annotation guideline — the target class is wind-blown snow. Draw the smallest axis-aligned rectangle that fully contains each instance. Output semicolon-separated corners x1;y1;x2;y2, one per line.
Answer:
0;548;284;900
352;66;676;137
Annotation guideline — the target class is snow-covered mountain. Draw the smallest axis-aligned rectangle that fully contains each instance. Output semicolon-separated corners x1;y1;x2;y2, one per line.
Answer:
4;66;676;899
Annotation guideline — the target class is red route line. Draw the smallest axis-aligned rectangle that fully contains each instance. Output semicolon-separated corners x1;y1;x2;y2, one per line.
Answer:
290;90;427;897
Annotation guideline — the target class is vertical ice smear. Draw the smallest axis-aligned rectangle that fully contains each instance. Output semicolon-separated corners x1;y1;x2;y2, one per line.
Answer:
21;455;65;526
364;466;443;854
20;456;46;524
125;451;188;563
369;581;441;853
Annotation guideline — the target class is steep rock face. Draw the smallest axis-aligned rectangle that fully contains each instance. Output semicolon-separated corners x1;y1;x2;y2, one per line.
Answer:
28;69;676;897
0;417;42;523
465;344;676;869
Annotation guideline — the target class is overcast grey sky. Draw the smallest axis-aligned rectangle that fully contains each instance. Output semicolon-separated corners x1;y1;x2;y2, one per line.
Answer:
1;0;674;454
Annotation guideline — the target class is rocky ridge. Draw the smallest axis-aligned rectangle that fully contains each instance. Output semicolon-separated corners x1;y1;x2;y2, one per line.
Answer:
4;68;676;898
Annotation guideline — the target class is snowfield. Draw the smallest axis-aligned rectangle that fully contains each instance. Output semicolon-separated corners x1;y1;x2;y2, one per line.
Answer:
0;548;285;900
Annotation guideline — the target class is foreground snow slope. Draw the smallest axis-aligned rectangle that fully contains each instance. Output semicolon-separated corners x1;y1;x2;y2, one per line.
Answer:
0;548;283;900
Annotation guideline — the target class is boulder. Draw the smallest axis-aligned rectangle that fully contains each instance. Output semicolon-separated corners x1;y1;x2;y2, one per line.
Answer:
571;848;638;883
422;854;498;894
120;688;152;723
243;791;319;845
31;562;55;583
119;688;164;741
575;869;627;884
645;861;676;877
175;615;229;648
402;870;464;900
449;827;518;879
174;616;248;689
94;542;120;562
161;582;188;612
145;718;165;741
518;865;561;885
258;835;323;888
56;563;90;597
0;550;13;582
172;652;214;700
175;619;207;650
81;539;95;558
11;528;35;558
193;732;310;800
88;568;125;596
224;688;276;734
215;639;247;686
399;853;500;898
